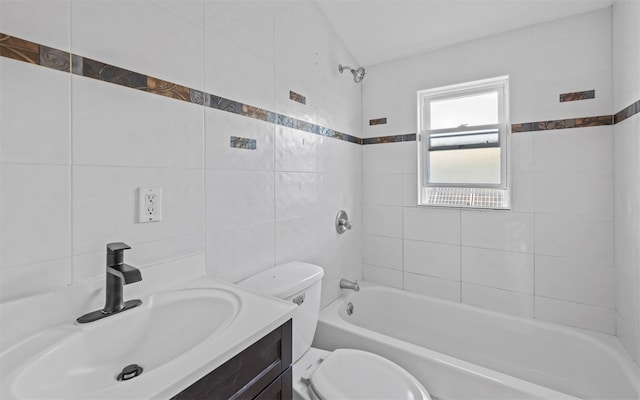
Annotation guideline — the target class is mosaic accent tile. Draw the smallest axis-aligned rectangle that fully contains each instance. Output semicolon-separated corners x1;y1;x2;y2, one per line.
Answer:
39;46;70;72
189;89;205;105
560;90;595;102
230;136;256;150
614;101;640;124
317;126;334;137
369;117;387;125
71;54;83;75
362;133;416;145
0;34;39;65
5;32;635;148
295;119;315;133
574;115;613;128
289;90;306;105
512;116;611;133
276;114;295;128
146;76;190;101
241;104;268;121
80;57;146;89
206;94;243;114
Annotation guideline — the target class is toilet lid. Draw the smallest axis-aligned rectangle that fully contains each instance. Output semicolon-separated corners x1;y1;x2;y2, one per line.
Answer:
308;349;430;400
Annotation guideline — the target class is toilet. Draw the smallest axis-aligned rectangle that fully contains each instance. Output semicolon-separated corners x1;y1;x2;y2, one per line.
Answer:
238;262;431;400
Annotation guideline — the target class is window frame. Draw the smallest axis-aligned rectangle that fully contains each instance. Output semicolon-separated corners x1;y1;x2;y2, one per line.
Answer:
417;76;510;208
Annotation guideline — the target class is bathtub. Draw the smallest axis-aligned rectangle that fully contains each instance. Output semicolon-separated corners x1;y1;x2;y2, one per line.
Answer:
313;282;640;400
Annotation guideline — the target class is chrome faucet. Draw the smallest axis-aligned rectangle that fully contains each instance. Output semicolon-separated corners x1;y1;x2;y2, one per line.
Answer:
77;242;143;324
340;278;359;292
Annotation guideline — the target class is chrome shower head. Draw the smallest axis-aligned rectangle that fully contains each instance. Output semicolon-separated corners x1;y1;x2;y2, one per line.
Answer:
338;64;366;83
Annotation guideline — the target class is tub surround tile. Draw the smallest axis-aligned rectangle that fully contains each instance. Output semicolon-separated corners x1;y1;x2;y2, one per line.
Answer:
363;235;403;270
535;296;615;334
404;240;461;281
535;255;614;309
404;273;461;302
462;283;534;318
462;247;534;294
404;207;461;245
364;265;403;289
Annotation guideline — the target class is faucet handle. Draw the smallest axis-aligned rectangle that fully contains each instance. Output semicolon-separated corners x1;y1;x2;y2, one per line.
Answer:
107;242;131;253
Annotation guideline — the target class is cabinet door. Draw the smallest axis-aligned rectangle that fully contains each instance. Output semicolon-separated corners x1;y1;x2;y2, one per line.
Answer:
172;319;292;400
254;368;292;400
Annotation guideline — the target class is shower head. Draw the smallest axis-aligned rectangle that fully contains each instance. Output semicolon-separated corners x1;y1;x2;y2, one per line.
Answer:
338;64;366;83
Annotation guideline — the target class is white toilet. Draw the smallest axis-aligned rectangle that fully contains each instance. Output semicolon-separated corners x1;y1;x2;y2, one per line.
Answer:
238;262;431;400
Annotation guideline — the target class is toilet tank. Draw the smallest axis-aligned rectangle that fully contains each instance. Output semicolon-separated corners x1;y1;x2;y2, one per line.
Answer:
238;262;324;362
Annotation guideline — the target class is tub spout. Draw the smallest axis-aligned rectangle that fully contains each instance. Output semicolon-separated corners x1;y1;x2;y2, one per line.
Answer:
340;278;359;292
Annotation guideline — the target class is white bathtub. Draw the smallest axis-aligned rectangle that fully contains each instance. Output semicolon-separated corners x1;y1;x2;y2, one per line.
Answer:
313;282;640;400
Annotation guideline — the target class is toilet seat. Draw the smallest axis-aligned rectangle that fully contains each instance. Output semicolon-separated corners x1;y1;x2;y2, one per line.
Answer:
306;349;431;400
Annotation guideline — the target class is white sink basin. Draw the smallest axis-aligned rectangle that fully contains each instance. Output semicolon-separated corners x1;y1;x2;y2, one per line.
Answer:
6;287;240;399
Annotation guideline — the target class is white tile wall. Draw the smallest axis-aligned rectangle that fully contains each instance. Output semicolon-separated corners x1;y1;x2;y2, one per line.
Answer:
1;59;70;165
535;296;615;334
72;166;204;256
461;247;534;294
461;211;534;254
363;235;402;270
613;0;640;364
361;8;618;334
462;283;534;318
72;77;204;168
404;273;460;302
363;265;403;289
1;164;71;268
205;109;275;171
404;240;460;281
0;0;70;50
1;0;362;310
71;0;204;89
403;207;460;245
204;32;275;111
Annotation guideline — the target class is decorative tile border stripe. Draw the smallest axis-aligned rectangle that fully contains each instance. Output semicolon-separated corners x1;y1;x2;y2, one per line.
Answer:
614;100;640;124
369;117;387;126
511;115;612;133
289;90;306;105
560;90;595;102
1;33;638;148
362;133;416;145
0;33;362;146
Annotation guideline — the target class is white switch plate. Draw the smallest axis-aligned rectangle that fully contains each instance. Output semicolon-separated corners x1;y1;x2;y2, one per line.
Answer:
138;188;162;223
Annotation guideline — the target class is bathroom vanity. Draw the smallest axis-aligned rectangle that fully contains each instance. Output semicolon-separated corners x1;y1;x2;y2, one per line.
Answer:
173;320;292;399
0;271;297;400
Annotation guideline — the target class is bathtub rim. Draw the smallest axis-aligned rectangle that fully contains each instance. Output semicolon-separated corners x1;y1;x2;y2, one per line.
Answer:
319;281;640;398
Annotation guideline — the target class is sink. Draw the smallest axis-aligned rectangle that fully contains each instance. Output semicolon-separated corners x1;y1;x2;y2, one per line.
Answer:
7;288;240;399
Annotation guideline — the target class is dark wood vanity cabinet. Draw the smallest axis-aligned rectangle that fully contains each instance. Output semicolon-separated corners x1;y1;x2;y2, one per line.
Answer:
172;319;293;400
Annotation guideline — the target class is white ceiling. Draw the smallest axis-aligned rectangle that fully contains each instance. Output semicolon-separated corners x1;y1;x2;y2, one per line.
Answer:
315;0;613;67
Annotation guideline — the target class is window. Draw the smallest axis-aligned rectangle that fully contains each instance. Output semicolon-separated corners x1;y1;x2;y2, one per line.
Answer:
417;76;510;209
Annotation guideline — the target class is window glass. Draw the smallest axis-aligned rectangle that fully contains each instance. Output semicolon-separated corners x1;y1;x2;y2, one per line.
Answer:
417;76;510;209
430;91;498;129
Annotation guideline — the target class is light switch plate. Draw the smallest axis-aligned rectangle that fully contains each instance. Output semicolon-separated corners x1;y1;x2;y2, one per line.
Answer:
138;188;162;223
